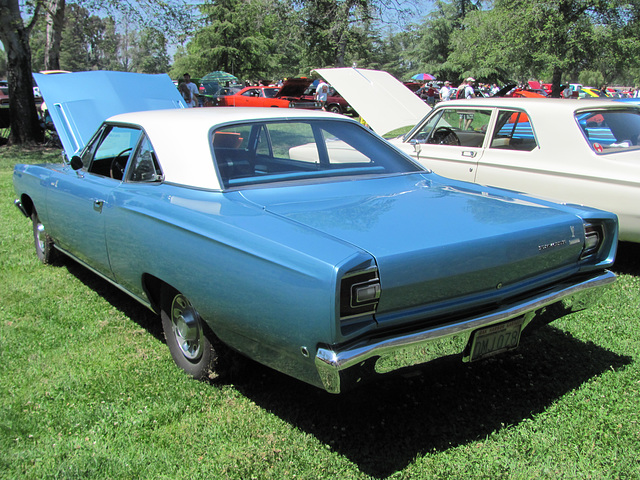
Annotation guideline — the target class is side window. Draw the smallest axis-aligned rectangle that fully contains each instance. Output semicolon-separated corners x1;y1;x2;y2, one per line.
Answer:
491;110;538;151
127;135;162;182
84;125;142;179
423;109;492;147
267;122;316;160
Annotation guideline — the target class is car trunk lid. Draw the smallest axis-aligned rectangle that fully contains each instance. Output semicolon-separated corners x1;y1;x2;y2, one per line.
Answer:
241;173;586;321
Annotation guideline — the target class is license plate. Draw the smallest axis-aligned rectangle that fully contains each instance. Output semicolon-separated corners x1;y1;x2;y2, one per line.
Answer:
470;318;524;362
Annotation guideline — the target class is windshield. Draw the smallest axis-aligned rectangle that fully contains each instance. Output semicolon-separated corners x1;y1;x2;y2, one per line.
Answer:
212;120;422;188
576;109;640;153
263;88;280;98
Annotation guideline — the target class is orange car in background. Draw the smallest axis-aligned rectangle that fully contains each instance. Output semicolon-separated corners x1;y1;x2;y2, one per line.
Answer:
215;78;319;109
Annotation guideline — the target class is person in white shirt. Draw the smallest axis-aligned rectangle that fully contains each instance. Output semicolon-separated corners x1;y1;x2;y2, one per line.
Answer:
182;73;199;108
439;81;452;101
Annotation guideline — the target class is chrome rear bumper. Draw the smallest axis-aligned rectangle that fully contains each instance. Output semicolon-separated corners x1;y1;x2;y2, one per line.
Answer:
315;270;616;394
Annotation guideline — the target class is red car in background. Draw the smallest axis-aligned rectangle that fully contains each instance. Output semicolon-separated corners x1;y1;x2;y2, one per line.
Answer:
216;86;289;107
494;84;547;98
215;78;319;109
299;85;354;114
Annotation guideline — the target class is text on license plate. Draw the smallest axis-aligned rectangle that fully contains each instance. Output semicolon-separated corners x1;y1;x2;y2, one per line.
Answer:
470;318;524;362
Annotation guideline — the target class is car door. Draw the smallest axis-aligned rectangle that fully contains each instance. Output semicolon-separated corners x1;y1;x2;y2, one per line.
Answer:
474;108;542;190
406;107;494;182
46;124;143;278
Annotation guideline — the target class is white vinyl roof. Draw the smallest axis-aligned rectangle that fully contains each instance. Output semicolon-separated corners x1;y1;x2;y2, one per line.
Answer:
108;107;354;190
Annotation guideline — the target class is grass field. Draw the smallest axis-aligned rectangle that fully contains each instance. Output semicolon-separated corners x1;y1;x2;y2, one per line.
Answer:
1;146;639;479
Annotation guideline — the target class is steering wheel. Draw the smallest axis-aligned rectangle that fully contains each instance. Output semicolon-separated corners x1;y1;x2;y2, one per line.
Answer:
429;127;461;146
110;148;132;180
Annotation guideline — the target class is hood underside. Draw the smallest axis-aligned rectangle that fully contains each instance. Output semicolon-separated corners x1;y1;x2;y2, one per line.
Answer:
34;71;185;158
314;68;431;136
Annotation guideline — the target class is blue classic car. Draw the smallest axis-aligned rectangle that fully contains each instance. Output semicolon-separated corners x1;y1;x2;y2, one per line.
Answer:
13;72;618;393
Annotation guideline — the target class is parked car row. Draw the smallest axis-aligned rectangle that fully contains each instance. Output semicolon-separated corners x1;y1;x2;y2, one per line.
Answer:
12;70;618;394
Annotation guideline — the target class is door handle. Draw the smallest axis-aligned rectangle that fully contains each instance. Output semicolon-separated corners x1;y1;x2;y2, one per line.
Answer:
461;150;477;158
93;199;104;213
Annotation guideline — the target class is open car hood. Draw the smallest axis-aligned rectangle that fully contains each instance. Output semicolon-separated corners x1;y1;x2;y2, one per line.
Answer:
34;71;185;159
276;78;314;98
314;68;431;136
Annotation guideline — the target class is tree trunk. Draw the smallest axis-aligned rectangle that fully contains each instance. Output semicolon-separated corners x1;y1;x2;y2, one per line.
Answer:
0;0;43;144
550;66;563;98
44;0;66;71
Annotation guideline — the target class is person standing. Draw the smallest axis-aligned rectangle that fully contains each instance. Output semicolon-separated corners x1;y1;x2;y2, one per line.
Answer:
464;78;476;99
439;81;452;101
315;80;329;110
182;73;199;108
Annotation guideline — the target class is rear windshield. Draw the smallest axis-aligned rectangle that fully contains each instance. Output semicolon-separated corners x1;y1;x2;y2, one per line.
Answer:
576;109;640;154
212;119;422;188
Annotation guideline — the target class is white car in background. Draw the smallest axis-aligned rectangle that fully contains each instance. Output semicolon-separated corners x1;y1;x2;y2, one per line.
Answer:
318;68;640;242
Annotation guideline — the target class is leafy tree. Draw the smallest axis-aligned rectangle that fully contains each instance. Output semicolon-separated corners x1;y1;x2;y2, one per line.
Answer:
0;46;6;78
401;1;461;82
0;0;190;144
367;26;415;80
0;0;43;144
43;0;65;70
171;0;289;80
300;0;374;68
447;0;640;96
130;28;170;74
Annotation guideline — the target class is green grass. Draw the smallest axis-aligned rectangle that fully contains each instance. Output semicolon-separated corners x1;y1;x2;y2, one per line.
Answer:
1;146;639;479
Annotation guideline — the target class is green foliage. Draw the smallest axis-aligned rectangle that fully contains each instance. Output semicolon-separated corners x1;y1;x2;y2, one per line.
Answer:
130;28;171;74
578;70;605;88
0;46;6;78
170;0;287;80
55;4;123;72
414;0;640;88
1;146;640;479
301;0;374;68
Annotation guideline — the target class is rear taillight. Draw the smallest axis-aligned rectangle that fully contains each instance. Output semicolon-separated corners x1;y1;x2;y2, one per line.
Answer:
581;222;604;259
340;267;381;320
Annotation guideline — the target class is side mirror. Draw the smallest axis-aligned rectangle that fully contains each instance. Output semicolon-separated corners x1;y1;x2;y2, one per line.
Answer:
70;155;83;171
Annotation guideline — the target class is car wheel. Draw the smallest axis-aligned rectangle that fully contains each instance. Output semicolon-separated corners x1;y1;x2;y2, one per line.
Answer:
161;287;218;380
31;210;56;264
328;104;342;114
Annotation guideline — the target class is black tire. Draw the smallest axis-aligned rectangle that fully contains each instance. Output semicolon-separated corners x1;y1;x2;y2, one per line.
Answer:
328;104;342;114
161;286;219;380
31;210;57;264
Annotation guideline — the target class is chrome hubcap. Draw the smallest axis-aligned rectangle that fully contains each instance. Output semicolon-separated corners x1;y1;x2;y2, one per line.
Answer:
36;222;46;252
170;294;203;361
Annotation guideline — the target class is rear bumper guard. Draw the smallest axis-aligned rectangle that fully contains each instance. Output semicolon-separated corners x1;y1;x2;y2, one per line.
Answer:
315;270;616;393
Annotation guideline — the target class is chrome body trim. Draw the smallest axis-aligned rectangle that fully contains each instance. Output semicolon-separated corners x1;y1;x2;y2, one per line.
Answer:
54;245;154;311
315;270;616;394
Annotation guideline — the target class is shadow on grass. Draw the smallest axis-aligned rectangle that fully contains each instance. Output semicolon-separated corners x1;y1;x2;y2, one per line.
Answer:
613;241;640;276
61;259;163;342
228;326;631;478
56;249;634;479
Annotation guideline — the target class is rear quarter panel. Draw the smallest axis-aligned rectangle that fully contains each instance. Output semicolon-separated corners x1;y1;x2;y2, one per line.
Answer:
103;184;370;373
